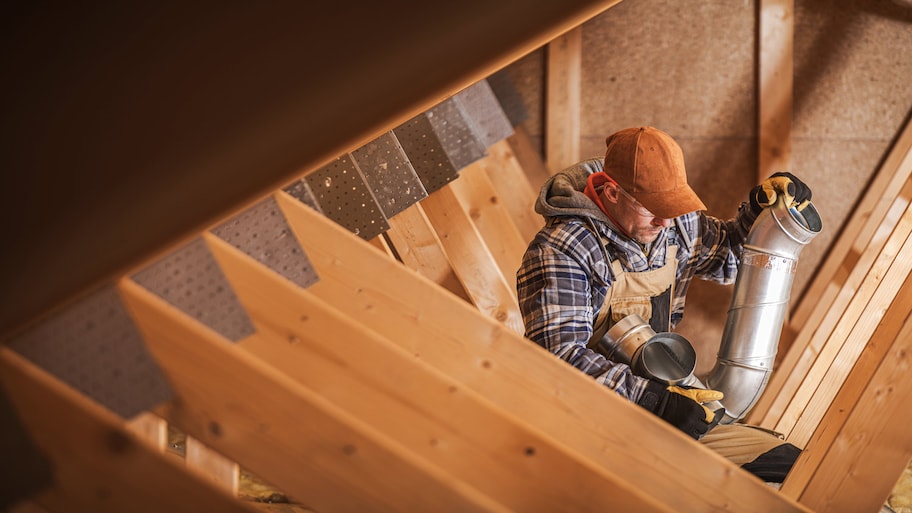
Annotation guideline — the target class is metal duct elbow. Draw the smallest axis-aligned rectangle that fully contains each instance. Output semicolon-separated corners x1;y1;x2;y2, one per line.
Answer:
703;198;822;423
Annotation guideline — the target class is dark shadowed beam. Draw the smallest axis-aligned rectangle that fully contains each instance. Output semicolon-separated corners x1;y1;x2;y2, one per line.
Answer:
0;0;622;337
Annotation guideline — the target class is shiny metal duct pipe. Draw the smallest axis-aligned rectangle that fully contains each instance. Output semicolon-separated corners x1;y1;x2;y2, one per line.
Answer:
702;198;822;423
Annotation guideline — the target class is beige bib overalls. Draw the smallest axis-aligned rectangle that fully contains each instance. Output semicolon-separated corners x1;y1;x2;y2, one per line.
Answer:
586;242;790;472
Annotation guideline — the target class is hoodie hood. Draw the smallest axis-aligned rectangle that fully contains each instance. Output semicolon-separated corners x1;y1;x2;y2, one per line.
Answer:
535;158;613;226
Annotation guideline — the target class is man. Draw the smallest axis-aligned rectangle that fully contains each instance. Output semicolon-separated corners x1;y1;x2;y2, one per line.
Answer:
516;126;809;483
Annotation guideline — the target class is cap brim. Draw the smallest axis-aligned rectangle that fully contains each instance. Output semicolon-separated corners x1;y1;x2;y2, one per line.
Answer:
635;187;706;219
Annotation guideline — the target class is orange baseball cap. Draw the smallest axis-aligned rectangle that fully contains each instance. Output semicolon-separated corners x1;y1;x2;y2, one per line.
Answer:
603;126;706;219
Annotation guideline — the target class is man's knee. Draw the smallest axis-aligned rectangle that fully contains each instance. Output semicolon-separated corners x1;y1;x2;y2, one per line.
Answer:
740;442;801;483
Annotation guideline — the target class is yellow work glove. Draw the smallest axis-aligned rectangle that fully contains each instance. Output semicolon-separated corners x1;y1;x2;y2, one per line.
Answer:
637;381;725;439
750;172;812;213
667;385;724;423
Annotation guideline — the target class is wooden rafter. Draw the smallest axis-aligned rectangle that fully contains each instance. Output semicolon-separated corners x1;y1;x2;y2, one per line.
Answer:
758;0;795;181
545;27;583;173
0;349;259;513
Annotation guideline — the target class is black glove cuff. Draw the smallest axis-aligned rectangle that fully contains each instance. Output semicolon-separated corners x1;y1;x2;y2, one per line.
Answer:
636;379;669;414
748;187;765;216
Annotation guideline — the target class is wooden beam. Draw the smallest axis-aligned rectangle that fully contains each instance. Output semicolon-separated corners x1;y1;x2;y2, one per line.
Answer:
119;277;506;513
126;412;167;452
274;190;812;513
781;268;912;512
0;348;259;513
774;205;912;446
507;125;554;192
0;0;623;339
205;232;672;513
484;138;546;243
545;27;582;173
185;436;239;496
419;185;525;334
383;205;473;303
449;159;529;293
758;0;794;181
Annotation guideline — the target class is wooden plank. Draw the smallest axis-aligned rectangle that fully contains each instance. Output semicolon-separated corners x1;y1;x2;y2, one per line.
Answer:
748;176;912;427
545;27;582;173
448;159;528;293
781;269;912;509
274;190;813;513
774;212;912;445
118;277;506;513
419;185;525;334
383;204;473;303
782;300;912;512
0;347;260;513
758;0;794;181
205;232;672;513
484;138;545;243
126;412;168;452
185;436;240;496
786;115;912;345
508;125;553;188
367;234;396;259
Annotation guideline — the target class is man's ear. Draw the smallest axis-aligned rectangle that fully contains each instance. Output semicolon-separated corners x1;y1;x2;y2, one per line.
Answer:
600;183;621;205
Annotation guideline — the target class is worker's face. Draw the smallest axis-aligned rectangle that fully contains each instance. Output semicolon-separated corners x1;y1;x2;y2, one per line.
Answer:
601;184;672;245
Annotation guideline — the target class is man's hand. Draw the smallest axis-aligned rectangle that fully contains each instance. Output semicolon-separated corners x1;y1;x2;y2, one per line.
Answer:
666;385;723;423
637;382;725;439
750;172;812;213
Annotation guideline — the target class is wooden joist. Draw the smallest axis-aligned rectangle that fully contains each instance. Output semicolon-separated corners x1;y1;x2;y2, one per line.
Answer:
184;436;239;496
448;159;529;294
1;0;623;341
120;277;506;513
782;268;912;512
418;185;525;334
545;27;583;173
383;204;473;303
758;0;794;181
507;125;554;197
782;200;912;446
483;138;545;243
0;348;259;513
748;116;912;426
